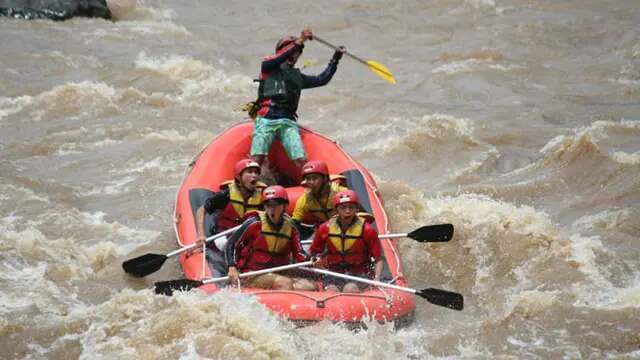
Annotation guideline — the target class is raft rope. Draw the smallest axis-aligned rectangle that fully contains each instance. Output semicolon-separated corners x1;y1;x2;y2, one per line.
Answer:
376;286;393;307
201;241;207;279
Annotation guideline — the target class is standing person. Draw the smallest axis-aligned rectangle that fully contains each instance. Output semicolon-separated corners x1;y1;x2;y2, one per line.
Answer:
224;185;316;290
309;190;383;293
192;159;265;276
250;27;346;169
292;160;347;233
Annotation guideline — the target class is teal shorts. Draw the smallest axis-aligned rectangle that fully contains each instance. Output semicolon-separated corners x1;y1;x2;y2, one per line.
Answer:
251;116;306;160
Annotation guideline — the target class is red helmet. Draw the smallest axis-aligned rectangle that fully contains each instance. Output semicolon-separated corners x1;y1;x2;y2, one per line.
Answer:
262;185;289;204
301;160;329;177
334;190;359;207
275;35;299;52
234;159;261;179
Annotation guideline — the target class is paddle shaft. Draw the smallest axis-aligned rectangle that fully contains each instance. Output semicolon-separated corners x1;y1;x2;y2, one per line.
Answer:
313;35;368;66
165;225;240;258
301;267;420;294
201;260;314;285
300;232;406;245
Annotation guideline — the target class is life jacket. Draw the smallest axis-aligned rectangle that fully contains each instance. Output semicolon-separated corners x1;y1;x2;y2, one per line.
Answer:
324;216;370;274
301;179;346;223
217;181;264;231
237;211;296;271
257;67;304;118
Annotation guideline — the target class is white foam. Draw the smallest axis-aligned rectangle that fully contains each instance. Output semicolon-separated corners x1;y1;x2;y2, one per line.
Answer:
465;0;496;9
537;120;640;165
360;113;475;154
540;135;566;154
432;59;520;75
0;95;33;121
567;234;608;285
81;175;136;195
0;183;51;204
141;129;207;143
432;59;480;75
612;150;640;164
572;208;633;233
122;155;185;175
134;52;254;108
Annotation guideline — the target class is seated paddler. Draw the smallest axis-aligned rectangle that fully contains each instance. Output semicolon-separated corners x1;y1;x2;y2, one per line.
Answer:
309;190;383;293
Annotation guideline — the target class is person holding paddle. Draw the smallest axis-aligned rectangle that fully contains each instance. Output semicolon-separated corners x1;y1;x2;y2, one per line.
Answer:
250;27;346;170
224;185;317;290
309;190;383;293
190;159;265;276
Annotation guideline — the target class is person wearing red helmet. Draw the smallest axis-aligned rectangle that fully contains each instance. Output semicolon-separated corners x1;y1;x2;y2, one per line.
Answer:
193;159;265;259
224;185;316;290
309;190;383;293
292;160;348;231
250;27;347;169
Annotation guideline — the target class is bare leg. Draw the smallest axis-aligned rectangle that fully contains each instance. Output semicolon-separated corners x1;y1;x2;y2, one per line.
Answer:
293;158;306;169
272;275;294;290
252;154;265;166
292;278;317;291
324;284;340;292
342;282;362;293
258;158;278;185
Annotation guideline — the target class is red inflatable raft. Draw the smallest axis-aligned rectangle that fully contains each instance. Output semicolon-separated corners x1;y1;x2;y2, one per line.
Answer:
172;121;416;325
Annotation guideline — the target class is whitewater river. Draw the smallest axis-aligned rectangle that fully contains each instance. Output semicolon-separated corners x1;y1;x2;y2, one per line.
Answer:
1;1;639;358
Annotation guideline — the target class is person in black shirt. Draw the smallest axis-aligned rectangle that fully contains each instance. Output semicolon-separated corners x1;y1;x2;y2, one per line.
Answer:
250;27;346;169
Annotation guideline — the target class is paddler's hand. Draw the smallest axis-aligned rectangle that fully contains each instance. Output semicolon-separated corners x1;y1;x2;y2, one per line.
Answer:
299;27;313;43
227;266;240;286
332;46;346;62
195;234;206;248
187;235;207;255
312;256;328;268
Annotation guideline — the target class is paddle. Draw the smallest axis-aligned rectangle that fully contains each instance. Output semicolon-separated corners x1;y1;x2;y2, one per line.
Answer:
312;35;396;84
300;224;454;245
122;225;240;278
154;260;314;296
301;267;463;311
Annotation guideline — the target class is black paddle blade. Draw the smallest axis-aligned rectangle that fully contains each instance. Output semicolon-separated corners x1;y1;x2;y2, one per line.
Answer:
154;279;204;296
407;224;454;242
122;253;168;277
417;288;464;310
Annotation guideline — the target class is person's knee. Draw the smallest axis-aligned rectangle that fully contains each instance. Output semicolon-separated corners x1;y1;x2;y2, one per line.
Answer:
324;284;340;292
272;276;294;290
292;278;316;291
342;283;361;293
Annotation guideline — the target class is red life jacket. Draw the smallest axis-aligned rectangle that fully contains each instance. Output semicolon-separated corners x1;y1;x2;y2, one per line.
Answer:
324;216;370;274
217;181;264;231
237;211;295;272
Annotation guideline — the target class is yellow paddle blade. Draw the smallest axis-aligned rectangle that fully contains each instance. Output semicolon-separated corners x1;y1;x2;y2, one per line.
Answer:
366;60;396;84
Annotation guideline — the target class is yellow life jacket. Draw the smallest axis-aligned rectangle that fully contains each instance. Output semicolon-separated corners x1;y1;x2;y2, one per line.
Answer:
217;181;265;230
303;180;346;222
325;216;369;269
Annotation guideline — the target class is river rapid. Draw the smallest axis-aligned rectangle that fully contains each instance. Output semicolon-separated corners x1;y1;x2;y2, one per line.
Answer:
1;1;639;359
